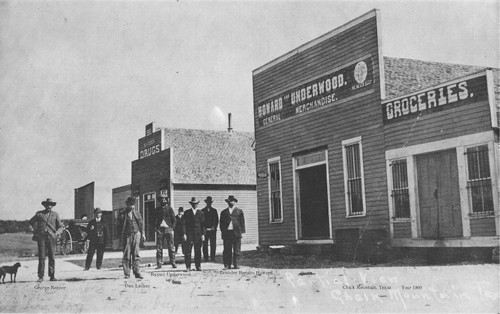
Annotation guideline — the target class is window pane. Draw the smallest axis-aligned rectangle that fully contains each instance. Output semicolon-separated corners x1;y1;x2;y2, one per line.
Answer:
392;160;410;218
466;145;493;214
269;161;282;221
296;151;325;167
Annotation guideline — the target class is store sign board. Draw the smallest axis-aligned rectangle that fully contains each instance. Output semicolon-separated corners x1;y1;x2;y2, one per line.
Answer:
256;57;374;127
382;75;488;124
138;130;162;159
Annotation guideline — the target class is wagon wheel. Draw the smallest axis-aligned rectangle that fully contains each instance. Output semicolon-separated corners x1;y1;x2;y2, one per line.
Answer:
59;229;72;255
81;239;90;254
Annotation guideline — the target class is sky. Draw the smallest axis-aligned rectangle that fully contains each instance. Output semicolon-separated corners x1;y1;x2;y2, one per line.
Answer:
0;0;498;220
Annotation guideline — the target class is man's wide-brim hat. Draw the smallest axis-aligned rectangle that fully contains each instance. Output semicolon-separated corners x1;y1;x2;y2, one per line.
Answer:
225;195;238;203
41;198;57;206
204;196;213;203
126;196;136;205
189;197;200;205
94;207;102;214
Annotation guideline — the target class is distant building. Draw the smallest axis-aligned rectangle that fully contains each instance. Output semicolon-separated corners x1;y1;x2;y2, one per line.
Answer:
112;123;258;247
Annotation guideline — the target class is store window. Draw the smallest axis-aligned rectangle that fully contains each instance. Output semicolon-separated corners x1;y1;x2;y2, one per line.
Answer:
391;159;410;219
268;157;282;222
342;137;366;216
466;145;494;215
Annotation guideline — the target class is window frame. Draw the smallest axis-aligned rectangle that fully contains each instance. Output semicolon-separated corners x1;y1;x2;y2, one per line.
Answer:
390;159;411;220
342;136;367;218
268;157;283;223
464;144;495;216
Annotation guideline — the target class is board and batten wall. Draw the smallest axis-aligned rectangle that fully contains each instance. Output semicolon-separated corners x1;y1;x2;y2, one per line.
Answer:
253;10;389;246
173;185;258;244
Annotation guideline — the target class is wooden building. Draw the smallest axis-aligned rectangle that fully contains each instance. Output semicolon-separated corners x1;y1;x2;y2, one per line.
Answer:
112;123;258;247
252;9;499;258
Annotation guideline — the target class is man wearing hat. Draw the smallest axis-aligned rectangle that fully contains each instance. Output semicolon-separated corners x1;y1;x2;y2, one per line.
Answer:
118;196;146;279
84;208;108;270
29;198;64;282
154;195;177;269
220;195;245;270
201;196;219;262
174;207;184;254
182;197;205;271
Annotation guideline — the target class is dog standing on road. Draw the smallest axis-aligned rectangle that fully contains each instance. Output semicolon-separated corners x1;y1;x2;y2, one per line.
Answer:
0;262;21;284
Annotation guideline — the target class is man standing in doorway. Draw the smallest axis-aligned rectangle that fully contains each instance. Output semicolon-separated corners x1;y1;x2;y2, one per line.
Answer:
84;208;108;270
155;195;177;269
201;196;218;262
174;207;184;254
119;196;146;279
183;197;205;271
220;195;245;270
29;198;64;282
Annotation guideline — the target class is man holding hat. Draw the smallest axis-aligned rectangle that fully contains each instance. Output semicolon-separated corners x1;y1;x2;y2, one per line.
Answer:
201;196;219;262
29;198;64;282
220;195;245;270
84;207;108;270
154;195;177;269
182;197;205;271
118;196;146;279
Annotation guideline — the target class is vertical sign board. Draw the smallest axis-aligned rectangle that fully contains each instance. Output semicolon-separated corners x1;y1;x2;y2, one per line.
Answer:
138;130;163;159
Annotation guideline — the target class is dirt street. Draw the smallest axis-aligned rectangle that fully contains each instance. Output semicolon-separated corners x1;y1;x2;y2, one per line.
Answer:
0;249;498;313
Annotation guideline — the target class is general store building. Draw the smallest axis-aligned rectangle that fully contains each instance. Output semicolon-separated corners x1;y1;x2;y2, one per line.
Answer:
252;9;499;258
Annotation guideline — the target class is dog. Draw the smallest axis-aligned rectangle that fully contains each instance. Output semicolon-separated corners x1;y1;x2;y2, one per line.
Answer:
0;262;21;284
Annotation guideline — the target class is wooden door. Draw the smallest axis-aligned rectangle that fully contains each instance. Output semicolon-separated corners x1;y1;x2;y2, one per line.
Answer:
417;149;462;238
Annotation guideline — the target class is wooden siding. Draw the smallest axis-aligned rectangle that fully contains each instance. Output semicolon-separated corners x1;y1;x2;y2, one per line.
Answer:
253;14;389;246
112;185;131;212
383;79;492;151
173;186;258;244
470;217;496;237
74;182;95;220
393;222;412;238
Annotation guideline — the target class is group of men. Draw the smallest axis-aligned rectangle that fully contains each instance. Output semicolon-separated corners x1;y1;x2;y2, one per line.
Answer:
30;194;246;281
120;194;246;279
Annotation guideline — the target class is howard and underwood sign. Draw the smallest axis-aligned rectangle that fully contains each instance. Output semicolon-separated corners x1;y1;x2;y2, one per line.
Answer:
382;74;488;123
256;57;374;127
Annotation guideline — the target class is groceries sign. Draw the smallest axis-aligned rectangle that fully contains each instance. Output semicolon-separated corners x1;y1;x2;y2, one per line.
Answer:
256;57;374;127
382;75;488;123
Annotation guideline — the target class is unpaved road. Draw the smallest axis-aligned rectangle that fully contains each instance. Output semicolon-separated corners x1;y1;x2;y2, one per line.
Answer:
0;250;498;313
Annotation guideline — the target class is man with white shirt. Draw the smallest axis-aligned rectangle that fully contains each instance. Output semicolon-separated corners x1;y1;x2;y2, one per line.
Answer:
220;195;245;270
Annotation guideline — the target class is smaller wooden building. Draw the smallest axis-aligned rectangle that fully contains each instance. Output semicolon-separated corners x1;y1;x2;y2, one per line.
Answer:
112;123;258;247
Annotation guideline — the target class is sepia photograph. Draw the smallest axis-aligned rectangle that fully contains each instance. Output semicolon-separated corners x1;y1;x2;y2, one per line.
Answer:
0;0;498;313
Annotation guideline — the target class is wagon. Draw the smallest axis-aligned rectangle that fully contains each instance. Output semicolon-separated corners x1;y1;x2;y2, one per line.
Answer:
58;220;90;255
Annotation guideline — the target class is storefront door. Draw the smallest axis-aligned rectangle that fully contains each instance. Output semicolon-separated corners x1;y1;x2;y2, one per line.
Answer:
298;164;330;239
417;149;462;238
143;194;156;242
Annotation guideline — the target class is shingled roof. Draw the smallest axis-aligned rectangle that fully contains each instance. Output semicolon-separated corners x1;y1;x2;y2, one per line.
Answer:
384;57;487;99
163;128;255;185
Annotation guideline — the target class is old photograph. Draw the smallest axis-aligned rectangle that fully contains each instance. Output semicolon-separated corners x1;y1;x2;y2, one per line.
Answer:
0;0;498;313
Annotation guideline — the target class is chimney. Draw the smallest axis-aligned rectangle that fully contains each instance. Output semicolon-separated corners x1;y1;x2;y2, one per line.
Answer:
227;113;233;132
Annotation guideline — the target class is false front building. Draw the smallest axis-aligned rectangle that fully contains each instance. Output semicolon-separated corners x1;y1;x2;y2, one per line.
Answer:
112;123;258;247
252;9;499;259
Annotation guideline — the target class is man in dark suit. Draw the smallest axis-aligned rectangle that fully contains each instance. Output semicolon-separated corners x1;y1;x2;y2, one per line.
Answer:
201;196;218;262
174;207;184;254
84;207;108;270
183;197;205;271
155;195;177;269
220;195;245;270
118;196;146;279
29;198;64;282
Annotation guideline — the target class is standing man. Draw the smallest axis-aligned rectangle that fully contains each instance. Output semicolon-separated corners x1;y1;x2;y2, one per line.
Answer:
174;207;184;254
155;195;177;269
84;208;108;270
220;195;245;270
183;197;205;271
119;196;146;279
201;196;218;262
29;198;64;282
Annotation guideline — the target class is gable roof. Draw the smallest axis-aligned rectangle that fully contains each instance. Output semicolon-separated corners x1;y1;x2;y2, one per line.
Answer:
384;57;487;99
163;128;255;185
